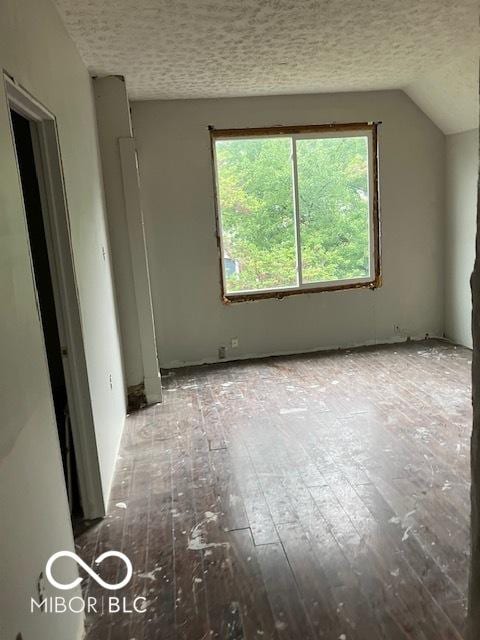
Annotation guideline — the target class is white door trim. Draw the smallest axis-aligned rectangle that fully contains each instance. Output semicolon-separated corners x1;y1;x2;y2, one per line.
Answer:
4;74;105;519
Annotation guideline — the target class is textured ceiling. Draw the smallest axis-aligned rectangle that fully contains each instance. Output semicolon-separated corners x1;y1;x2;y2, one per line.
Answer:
53;0;479;133
406;50;479;134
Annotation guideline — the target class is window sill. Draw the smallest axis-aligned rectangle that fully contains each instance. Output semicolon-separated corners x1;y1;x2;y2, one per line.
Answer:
222;275;382;303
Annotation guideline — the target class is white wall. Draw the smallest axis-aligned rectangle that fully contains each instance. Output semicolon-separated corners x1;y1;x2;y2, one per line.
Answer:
445;129;479;348
0;0;126;638
132;90;446;367
93;75;144;388
93;76;163;403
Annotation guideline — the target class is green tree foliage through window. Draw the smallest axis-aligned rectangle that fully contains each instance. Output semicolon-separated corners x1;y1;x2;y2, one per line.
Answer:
297;136;370;284
215;132;371;294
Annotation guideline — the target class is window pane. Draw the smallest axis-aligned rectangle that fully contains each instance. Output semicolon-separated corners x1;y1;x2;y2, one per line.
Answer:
296;136;370;284
215;137;297;293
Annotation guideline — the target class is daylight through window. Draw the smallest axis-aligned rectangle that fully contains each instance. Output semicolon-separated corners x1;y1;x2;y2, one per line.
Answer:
212;123;380;300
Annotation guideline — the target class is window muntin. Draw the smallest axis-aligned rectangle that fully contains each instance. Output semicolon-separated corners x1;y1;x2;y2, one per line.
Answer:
212;124;379;300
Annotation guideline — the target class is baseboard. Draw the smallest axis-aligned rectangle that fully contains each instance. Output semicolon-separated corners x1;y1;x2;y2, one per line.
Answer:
161;334;447;370
441;334;473;350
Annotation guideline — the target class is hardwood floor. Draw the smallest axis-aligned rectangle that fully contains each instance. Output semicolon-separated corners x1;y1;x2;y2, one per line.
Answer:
76;339;472;640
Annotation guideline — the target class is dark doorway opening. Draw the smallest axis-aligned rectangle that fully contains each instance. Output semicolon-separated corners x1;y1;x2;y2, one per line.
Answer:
10;109;82;518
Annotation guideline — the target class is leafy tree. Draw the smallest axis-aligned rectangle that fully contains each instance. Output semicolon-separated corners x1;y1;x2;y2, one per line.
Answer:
216;135;370;292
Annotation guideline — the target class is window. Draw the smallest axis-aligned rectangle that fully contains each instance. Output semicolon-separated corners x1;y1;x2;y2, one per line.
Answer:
211;123;380;301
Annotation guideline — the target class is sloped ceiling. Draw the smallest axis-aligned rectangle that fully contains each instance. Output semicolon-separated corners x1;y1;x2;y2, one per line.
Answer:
405;50;478;134
54;0;478;134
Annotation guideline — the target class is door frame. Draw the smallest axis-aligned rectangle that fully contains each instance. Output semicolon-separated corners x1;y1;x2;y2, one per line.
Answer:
4;74;105;519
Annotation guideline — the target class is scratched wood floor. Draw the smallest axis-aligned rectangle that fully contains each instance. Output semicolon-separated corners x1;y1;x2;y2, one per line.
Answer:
76;339;472;640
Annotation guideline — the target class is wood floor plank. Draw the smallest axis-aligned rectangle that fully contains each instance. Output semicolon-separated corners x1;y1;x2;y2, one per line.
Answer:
78;339;470;639
256;542;317;640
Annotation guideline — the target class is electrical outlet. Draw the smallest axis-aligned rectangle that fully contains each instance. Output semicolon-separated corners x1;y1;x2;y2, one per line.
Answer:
109;373;113;389
231;337;239;348
218;346;226;360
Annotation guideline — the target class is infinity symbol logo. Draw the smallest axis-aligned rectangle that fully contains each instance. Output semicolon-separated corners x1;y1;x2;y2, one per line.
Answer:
46;550;133;591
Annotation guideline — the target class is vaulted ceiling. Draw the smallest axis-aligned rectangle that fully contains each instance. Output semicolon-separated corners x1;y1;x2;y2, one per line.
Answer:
54;0;478;134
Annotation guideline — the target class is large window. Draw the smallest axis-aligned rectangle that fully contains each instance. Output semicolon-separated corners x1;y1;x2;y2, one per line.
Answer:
211;123;380;301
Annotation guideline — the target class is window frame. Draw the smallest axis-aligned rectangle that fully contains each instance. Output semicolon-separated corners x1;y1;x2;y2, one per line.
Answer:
210;122;381;303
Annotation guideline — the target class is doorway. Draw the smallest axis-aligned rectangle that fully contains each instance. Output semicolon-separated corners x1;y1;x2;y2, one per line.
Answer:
5;75;105;520
10;110;81;516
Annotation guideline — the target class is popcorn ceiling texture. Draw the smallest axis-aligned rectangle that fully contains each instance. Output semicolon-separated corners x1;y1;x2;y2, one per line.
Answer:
53;0;478;133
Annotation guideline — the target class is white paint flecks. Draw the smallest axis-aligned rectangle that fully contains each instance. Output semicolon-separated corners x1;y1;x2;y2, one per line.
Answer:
403;510;417;524
137;599;151;611
187;512;229;551
137;567;163;581
279;407;307;415
115;502;127;509
402;526;413;542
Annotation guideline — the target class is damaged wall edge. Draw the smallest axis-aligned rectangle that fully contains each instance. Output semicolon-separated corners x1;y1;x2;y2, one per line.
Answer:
93;76;162;404
467;126;480;640
118;136;162;404
127;382;148;412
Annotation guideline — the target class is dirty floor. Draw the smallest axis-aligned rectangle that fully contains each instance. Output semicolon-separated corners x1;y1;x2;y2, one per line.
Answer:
77;339;472;640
